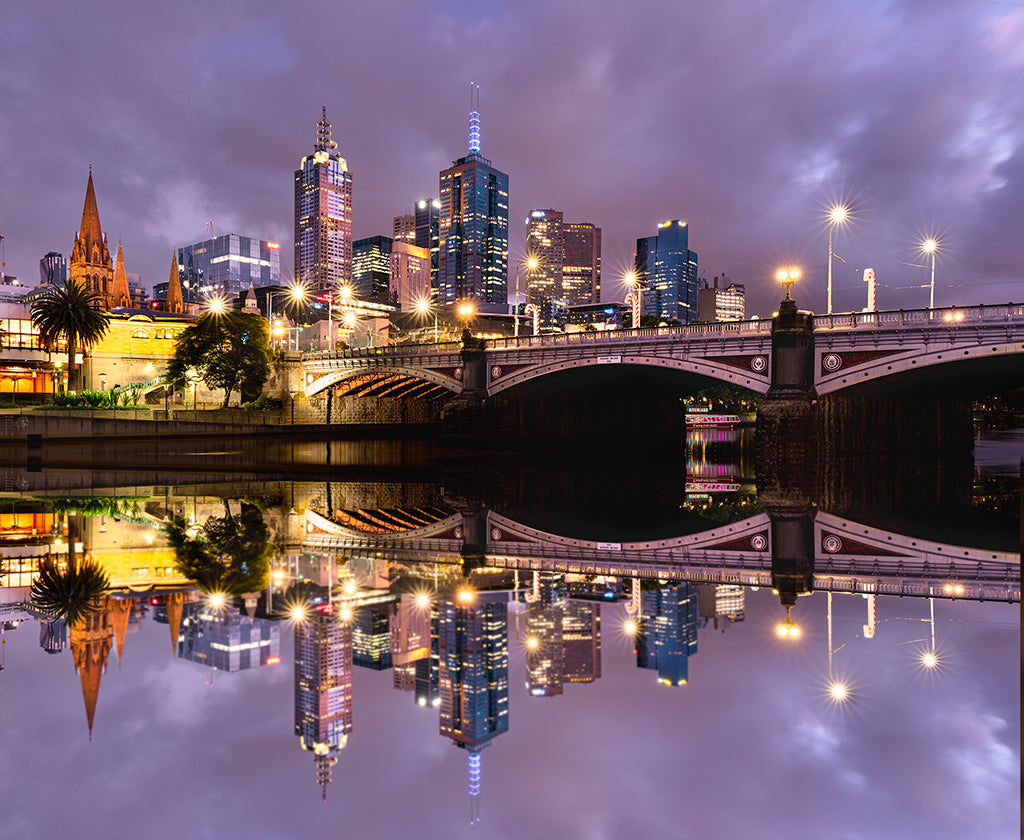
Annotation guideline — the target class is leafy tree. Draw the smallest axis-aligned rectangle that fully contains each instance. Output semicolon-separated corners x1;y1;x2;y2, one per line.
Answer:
166;312;272;408
30;279;111;392
165;502;273;596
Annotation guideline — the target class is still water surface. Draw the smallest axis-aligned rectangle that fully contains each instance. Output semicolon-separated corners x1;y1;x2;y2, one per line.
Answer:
0;429;1019;840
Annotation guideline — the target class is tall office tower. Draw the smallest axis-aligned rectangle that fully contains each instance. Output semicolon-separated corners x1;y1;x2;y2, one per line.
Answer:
39;252;67;287
414;603;441;708
438;591;509;748
438;89;509;306
438;589;509;826
352;235;393;301
393;214;416;244
563;223;601;306
69;170;114;308
414;198;441;296
352;602;392;669
525;209;564;310
526;585;564;697
295;606;353;802
176;602;280;671
635;583;699;686
697;275;745;322
390;242;431;309
390;594;430;691
562;601;601;683
295;106;352;297
634;221;699;323
176;235;281;298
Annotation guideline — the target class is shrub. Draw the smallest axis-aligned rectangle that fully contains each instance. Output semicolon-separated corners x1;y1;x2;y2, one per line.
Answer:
240;395;284;412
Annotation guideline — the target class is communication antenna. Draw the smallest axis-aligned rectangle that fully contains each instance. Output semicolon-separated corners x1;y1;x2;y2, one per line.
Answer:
317;105;339;153
468;83;481;154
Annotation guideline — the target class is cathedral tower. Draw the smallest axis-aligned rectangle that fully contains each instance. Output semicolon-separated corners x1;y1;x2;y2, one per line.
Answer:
69;170;114;307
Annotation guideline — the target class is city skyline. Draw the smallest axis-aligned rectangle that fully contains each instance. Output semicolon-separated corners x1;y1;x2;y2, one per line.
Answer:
1;1;1020;319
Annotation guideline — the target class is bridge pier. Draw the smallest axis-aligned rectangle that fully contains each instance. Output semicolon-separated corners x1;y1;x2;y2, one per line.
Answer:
756;296;818;498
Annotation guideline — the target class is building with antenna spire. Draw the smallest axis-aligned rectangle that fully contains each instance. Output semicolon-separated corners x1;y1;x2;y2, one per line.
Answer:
295;106;352;298
437;85;509;307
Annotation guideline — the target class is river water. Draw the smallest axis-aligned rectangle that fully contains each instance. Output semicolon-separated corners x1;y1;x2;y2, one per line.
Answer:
0;428;1019;840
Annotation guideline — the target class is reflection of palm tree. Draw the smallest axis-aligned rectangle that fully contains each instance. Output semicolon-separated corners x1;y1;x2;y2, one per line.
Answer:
30;278;111;392
30;512;110;628
166;502;272;596
30;558;110;628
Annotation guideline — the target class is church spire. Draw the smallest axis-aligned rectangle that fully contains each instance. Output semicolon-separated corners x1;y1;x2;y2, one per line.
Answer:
110;241;133;309
165;252;184;314
109;596;132;665
165;592;184;653
69;600;115;738
79;170;105;255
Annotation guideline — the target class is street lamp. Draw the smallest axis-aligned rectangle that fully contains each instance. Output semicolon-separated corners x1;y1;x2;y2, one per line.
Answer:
267;284;309;323
921;238;938;309
205;295;228;315
623;270;642;329
415;296;439;343
458;301;475;330
185;368;202;410
777;268;800;301
826;204;848;315
513;256;539;338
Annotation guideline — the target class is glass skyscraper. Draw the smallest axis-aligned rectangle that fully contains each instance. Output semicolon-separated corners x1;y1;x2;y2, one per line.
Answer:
176;234;281;297
414;198;440;296
636;582;699;686
352;235;393;302
294;106;352;296
438;103;508;306
635;221;699;323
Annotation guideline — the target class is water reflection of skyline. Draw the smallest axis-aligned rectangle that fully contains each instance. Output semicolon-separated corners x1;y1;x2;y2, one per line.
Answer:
0;432;1018;836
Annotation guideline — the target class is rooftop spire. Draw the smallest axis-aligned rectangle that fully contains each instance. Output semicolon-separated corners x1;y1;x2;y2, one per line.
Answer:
110;241;133;309
468;83;481;155
315;105;338;154
79;171;105;255
165;252;184;314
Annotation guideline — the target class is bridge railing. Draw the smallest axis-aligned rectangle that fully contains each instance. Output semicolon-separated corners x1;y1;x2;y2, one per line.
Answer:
812;303;1024;331
303;341;463;362
485;318;771;350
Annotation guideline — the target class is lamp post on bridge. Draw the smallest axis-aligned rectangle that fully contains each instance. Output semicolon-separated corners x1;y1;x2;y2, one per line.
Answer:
826;204;848;316
921;238;938;310
513;256;539;338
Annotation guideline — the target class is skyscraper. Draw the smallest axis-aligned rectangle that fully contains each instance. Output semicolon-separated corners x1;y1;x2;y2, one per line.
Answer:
294;106;352;297
438;89;509;306
635;221;699;323
351;235;393;302
635;583;699;686
525;211;601;317
177;234;281;298
697;275;745;322
390;241;431;310
294;606;353;801
393;214;416;244
414;198;440;297
563;223;601;306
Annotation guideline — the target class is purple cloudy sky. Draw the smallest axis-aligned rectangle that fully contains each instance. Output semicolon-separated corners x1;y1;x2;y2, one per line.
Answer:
1;0;1022;316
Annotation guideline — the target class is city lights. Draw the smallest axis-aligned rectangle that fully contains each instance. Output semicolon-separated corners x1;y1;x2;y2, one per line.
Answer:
826;204;849;315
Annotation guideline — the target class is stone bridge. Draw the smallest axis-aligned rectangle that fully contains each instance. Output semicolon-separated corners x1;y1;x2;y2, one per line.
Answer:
301;507;1020;604
301;303;1024;402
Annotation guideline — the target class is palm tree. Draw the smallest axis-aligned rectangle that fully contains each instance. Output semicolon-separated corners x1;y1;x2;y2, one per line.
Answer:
30;557;110;627
30;279;111;392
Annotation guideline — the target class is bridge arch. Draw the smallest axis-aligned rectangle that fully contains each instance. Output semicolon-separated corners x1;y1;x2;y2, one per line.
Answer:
304;365;463;398
485;354;771;397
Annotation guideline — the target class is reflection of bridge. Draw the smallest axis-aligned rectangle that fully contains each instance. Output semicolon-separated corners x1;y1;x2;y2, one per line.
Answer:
302;508;1020;603
302;304;1024;401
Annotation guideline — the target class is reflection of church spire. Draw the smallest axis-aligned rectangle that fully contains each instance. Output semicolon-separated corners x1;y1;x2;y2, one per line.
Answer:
165;592;184;652
69;598;115;738
109;596;132;665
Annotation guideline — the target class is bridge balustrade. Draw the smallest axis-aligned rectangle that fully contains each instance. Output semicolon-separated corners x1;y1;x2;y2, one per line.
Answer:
812;303;1024;332
485;318;771;351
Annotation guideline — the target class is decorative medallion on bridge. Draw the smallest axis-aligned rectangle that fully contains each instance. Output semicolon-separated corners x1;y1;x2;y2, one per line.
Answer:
491;366;502;379
819;349;903;375
708;355;771;374
488;363;530;380
490;527;503;541
701;531;770;552
453;526;463;539
820;531;906;556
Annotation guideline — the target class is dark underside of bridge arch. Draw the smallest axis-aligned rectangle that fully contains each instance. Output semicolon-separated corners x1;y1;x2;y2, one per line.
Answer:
832;352;1024;399
483;364;757;447
334;372;453;400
